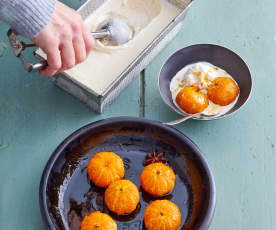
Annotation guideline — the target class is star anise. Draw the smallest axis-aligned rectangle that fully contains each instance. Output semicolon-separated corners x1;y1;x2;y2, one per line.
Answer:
144;150;168;165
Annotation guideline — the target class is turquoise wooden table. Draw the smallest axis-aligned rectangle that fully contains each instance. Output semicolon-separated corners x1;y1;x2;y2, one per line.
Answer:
1;0;276;229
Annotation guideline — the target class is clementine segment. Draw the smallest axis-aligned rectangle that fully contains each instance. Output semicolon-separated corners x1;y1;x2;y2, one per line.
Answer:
105;179;140;215
176;86;209;114
81;211;117;230
144;200;181;230
87;152;124;188
207;77;239;106
140;162;176;196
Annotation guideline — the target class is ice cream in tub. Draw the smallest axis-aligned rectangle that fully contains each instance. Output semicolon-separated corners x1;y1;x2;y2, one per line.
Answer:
37;0;193;113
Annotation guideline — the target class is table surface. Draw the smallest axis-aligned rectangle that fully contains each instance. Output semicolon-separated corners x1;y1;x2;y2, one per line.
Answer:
1;0;276;229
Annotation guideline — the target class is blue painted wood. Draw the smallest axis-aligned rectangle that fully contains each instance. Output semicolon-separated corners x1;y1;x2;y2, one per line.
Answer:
144;0;276;229
0;0;275;229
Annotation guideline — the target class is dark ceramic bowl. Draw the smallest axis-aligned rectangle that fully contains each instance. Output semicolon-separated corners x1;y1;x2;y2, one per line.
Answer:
158;44;252;120
40;117;216;230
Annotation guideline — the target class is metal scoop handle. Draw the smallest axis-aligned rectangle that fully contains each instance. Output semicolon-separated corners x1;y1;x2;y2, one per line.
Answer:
7;29;47;72
91;29;110;39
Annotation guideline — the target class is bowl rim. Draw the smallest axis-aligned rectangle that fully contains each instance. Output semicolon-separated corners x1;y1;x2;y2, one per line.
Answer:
158;43;253;120
39;116;216;230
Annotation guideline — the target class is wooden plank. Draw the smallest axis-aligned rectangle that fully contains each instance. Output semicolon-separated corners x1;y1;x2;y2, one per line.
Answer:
144;0;276;229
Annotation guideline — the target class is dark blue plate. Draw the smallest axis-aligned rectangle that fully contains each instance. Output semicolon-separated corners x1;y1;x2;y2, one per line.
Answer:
40;117;216;230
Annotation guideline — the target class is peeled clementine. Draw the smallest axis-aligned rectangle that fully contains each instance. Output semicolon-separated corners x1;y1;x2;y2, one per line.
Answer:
144;200;181;230
87;152;124;188
140;162;176;197
81;211;117;230
176;86;209;114
207;77;239;106
105;179;140;215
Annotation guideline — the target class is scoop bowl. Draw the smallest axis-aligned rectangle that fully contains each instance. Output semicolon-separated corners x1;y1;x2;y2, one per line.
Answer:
95;18;133;46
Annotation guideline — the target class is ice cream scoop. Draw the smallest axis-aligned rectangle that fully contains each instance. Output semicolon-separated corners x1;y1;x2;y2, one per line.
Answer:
91;18;132;46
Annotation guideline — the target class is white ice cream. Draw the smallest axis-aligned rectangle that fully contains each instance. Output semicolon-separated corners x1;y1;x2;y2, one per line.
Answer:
90;0;162;51
170;62;239;116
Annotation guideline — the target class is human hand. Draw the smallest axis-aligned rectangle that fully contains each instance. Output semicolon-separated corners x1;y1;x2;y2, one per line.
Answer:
32;1;94;76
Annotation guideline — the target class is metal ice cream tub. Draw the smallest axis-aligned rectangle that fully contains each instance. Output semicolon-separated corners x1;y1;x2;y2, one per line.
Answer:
42;0;193;113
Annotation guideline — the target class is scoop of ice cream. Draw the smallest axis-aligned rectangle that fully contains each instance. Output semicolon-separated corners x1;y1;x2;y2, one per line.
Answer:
96;18;133;46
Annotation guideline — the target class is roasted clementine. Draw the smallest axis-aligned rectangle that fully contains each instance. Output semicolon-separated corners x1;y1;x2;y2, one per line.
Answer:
140;162;176;197
81;211;117;230
144;200;181;230
207;77;239;106
105;179;140;215
176;86;209;114
87;152;124;188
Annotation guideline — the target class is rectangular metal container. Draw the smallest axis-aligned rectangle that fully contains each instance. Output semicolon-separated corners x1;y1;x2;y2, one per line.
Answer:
49;0;193;113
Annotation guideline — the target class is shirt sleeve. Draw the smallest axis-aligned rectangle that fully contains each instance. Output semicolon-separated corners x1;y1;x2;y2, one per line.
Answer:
0;0;56;39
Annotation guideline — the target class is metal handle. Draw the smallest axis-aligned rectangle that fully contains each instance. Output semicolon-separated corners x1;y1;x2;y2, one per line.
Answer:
91;29;110;39
30;62;47;72
163;112;220;126
163;114;197;126
7;29;47;72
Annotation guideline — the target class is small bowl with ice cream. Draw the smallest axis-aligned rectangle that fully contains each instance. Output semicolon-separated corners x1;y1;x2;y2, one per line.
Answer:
158;44;252;120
